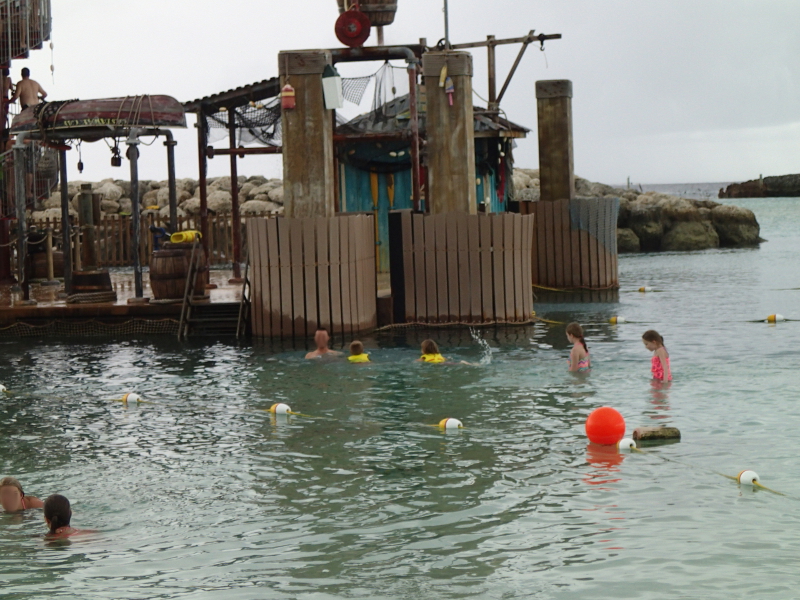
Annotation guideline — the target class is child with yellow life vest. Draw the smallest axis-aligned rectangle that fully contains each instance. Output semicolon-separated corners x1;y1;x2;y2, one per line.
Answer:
348;340;370;363
417;339;446;363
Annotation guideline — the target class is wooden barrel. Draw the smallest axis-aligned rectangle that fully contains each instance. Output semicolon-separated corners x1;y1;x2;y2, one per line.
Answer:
336;0;397;26
149;243;208;300
31;251;64;279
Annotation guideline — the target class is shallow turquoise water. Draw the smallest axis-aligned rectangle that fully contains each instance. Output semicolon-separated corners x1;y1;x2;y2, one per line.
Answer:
1;198;800;599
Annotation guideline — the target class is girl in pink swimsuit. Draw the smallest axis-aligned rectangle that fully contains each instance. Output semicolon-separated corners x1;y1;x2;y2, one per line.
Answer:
566;322;591;372
642;330;671;381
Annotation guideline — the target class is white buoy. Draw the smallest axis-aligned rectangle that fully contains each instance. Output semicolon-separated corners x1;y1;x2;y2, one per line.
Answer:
767;314;786;323
121;392;142;405
438;417;463;430
617;437;636;451
269;403;291;415
638;286;653;293
609;316;627;324
737;470;759;485
0;384;7;393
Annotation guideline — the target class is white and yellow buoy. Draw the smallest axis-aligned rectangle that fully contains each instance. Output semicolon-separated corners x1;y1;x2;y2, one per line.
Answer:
617;437;636;451
766;314;786;323
609;316;627;324
0;384;7;393
438;417;463;430
269;403;292;415
121;392;143;405
737;470;759;485
638;286;653;293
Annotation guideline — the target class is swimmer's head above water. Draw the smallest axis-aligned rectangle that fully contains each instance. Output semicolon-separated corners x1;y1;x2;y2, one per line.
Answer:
44;494;72;535
0;476;42;512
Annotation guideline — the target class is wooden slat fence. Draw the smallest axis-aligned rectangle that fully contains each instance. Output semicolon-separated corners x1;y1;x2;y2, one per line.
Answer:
521;196;619;290
28;213;253;268
389;212;534;324
246;214;377;339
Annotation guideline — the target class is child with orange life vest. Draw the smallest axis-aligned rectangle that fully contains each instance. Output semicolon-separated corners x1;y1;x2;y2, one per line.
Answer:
642;329;671;381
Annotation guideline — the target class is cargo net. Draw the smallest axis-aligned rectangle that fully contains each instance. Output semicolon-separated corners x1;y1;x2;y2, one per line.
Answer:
205;98;282;146
0;141;60;215
569;196;620;255
0;318;179;338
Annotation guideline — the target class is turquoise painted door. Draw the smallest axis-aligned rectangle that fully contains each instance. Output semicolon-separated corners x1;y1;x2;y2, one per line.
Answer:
340;164;413;273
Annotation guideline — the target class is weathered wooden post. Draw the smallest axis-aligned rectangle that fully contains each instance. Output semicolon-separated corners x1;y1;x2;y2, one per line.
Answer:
536;80;575;203
531;79;619;291
78;183;98;269
422;51;477;214
279;50;335;218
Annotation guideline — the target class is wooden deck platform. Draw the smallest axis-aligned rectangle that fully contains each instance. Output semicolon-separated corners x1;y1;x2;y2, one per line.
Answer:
0;268;243;328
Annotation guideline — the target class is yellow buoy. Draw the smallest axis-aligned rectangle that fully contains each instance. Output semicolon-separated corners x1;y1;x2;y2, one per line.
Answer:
609;316;627;324
638;286;653;293
170;230;202;244
438;417;463;430
766;314;786;323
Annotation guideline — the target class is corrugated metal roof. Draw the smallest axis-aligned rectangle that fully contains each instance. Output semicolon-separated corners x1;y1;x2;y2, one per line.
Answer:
337;94;529;136
183;78;281;113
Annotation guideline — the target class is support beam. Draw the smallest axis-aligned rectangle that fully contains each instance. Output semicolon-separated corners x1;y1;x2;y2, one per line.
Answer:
13;137;31;301
196;112;210;262
228;109;242;281
59;148;72;294
127;134;144;299
164;132;178;232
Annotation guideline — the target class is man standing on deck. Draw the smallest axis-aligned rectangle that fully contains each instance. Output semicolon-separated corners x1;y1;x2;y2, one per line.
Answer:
10;68;46;109
305;328;342;359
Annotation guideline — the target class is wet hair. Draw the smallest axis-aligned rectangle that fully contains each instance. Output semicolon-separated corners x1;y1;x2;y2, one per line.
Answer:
0;477;23;495
566;322;588;352
421;339;439;355
21;67;29;78
44;495;71;534
642;330;664;347
350;340;364;355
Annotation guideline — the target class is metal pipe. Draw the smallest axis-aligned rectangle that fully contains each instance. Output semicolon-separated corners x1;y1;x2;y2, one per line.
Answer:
206;145;282;157
196;111;209;265
13;132;28;300
58;148;72;294
127;130;143;298
228;108;242;280
45;226;54;282
330;45;423;64
408;62;421;212
164;130;178;232
443;0;450;49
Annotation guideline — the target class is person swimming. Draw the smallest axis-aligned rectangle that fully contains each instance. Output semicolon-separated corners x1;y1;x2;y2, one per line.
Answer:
305;329;343;359
348;340;370;363
0;477;43;512
417;339;446;363
566;322;590;372
43;494;80;538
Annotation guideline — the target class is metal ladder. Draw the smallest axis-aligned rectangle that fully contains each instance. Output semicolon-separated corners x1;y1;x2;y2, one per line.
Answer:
236;257;251;340
177;240;201;341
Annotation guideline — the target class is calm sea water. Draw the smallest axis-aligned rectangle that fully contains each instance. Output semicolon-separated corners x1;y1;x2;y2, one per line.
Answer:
1;197;799;599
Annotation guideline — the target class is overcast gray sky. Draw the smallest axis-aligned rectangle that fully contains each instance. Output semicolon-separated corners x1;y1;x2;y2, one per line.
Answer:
14;0;800;185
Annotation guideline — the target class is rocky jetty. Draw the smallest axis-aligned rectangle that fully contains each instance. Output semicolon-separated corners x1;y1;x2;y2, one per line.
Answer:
34;170;762;253
34;175;285;221
719;174;800;198
512;169;762;252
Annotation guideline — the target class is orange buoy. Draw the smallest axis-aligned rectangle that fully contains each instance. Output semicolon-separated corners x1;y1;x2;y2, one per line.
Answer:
585;406;626;445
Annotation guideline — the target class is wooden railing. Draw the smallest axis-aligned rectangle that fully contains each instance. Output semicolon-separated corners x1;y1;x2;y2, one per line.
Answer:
28;213;253;268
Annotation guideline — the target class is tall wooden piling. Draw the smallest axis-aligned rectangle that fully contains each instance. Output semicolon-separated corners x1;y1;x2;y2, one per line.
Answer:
422;51;477;214
279;50;335;218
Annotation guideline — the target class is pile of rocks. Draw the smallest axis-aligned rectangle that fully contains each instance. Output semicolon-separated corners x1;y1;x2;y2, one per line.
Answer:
512;168;762;252
33;175;285;221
